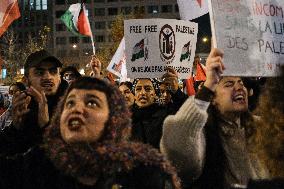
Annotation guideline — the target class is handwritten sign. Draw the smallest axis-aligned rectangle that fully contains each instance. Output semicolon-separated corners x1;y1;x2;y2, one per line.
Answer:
209;0;284;76
124;19;198;79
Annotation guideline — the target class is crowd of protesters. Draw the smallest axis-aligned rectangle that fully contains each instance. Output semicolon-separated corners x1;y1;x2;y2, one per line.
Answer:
0;47;283;189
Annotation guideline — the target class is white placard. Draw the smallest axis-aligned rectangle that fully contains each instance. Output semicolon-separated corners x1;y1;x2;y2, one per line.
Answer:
124;19;198;79
178;0;209;21
107;37;127;79
209;0;284;76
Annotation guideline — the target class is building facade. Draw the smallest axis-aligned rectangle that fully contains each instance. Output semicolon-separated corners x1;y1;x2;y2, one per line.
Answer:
52;0;179;69
0;0;52;82
1;0;179;76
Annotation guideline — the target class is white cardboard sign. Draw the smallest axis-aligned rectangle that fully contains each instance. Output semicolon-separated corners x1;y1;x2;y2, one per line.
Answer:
209;0;284;76
124;19;198;79
107;37;127;79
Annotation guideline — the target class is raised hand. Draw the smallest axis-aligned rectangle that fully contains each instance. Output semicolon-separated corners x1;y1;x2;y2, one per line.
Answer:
12;91;31;129
26;86;49;128
204;48;225;92
161;67;179;93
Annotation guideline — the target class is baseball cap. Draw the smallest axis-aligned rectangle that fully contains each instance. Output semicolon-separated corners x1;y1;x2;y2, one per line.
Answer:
24;50;63;74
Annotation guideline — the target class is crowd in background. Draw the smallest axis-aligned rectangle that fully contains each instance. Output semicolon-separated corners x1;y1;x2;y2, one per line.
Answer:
0;48;283;189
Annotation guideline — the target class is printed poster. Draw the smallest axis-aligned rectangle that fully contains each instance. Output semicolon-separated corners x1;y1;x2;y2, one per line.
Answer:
124;19;198;79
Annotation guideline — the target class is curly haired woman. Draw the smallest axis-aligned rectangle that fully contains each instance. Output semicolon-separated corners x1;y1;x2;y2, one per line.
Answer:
0;77;180;189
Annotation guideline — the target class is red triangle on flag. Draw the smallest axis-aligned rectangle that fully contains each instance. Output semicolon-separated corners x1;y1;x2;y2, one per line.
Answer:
186;77;196;96
77;6;92;36
0;0;21;37
195;62;206;81
196;0;202;8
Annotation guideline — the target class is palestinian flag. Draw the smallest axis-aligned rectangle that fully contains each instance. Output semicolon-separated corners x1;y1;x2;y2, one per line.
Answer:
195;62;206;81
0;0;20;37
180;41;191;62
61;3;92;37
131;39;144;62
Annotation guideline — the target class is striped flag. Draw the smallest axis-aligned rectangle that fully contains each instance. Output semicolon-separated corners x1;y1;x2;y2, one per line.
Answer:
0;0;20;37
195;62;206;81
180;41;191;62
61;3;92;37
186;61;206;96
185;77;196;96
178;0;209;20
131;39;144;62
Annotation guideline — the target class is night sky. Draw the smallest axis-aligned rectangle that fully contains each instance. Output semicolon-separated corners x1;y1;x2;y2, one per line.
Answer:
191;13;212;53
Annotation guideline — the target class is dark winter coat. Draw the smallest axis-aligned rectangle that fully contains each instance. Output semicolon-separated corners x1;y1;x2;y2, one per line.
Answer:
0;80;68;155
131;89;187;149
0;146;174;189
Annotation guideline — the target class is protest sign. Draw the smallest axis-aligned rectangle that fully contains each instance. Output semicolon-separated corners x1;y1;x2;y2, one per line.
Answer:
178;0;209;20
209;0;284;76
124;19;198;79
107;37;128;81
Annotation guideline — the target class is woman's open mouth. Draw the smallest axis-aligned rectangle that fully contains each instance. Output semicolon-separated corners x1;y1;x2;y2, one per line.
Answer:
68;117;84;131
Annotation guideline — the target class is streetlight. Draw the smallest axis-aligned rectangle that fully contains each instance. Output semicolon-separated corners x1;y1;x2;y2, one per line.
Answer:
202;37;208;43
72;44;77;48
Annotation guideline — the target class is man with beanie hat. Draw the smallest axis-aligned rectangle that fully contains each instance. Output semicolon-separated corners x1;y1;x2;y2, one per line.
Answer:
0;50;68;155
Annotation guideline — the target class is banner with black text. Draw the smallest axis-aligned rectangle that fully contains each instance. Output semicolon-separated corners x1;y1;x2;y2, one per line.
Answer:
209;0;284;76
124;19;198;79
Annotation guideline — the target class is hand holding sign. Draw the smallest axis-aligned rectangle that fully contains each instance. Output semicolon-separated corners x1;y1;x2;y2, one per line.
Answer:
204;48;225;92
161;67;179;93
209;0;284;76
124;19;198;79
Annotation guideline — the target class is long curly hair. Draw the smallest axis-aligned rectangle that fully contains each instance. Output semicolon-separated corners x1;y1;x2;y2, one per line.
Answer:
44;77;181;188
250;67;284;178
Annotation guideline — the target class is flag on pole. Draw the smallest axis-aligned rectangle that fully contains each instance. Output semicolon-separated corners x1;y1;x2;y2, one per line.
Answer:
177;0;209;20
107;37;129;81
195;62;206;81
61;3;92;36
185;77;196;96
61;3;96;54
185;62;206;96
0;0;20;37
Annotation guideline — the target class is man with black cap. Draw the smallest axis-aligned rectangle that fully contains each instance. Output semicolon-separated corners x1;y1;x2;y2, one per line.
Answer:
0;50;68;155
